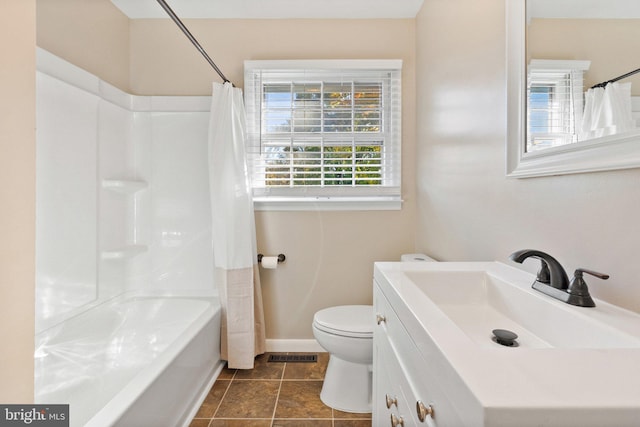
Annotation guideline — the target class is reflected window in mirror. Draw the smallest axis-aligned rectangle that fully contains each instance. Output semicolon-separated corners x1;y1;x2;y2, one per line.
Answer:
527;60;590;152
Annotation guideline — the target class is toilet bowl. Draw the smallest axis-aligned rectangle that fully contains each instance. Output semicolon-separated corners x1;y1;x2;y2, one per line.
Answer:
312;305;373;413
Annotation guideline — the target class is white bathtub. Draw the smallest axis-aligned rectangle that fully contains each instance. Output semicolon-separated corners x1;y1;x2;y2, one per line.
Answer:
35;293;222;427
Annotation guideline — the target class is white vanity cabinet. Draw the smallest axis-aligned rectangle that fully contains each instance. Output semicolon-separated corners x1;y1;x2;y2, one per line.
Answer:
373;279;464;427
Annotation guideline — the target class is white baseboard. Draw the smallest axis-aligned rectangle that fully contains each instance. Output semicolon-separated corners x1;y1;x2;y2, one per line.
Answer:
265;339;324;353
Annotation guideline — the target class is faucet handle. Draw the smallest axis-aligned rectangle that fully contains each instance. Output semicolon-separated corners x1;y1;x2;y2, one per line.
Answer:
567;268;609;308
574;268;609;281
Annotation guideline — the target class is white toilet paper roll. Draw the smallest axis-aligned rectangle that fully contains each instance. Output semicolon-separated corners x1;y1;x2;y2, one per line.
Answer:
261;256;279;269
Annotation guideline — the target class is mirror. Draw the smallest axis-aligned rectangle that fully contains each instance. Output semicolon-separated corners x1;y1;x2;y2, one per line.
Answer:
506;0;640;178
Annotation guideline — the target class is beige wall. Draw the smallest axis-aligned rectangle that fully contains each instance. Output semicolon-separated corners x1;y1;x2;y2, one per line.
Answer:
37;0;130;91
528;19;640;94
0;0;36;402
256;209;414;339
131;18;417;338
129;19;415;96
415;0;640;313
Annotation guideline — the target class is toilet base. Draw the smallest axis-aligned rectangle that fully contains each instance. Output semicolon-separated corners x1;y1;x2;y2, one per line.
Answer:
320;355;372;413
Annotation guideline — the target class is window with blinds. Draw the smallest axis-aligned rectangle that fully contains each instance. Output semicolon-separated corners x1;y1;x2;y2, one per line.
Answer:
244;60;402;209
527;60;590;153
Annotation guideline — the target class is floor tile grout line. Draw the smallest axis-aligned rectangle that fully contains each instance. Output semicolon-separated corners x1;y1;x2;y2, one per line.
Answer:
210;370;235;420
270;417;336;420
269;361;286;426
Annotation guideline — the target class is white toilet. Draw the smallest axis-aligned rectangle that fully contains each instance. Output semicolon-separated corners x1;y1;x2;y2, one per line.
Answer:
312;254;436;413
312;305;373;413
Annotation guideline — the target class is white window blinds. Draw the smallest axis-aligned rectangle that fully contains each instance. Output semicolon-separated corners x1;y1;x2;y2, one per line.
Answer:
527;60;590;152
244;60;402;209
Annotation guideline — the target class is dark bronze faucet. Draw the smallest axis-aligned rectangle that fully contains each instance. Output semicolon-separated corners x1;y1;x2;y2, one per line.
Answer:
509;249;608;308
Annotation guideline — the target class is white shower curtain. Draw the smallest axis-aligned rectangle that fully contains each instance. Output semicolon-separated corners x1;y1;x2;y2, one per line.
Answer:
208;81;266;369
580;82;636;140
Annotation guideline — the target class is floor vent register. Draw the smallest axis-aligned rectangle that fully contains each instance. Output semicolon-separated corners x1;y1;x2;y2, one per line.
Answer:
267;354;318;363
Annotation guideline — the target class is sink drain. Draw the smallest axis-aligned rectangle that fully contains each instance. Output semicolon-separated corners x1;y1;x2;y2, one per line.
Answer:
492;329;519;347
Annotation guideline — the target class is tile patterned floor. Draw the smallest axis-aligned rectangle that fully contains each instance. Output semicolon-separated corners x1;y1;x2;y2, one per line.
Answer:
189;352;372;427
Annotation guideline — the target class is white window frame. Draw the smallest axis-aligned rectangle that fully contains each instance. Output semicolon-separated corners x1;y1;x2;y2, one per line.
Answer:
244;59;402;211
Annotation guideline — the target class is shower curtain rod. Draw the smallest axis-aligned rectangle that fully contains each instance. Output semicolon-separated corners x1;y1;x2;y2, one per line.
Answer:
591;67;640;89
156;0;232;84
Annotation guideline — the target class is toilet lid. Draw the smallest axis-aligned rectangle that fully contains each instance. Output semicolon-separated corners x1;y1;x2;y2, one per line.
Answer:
313;305;373;338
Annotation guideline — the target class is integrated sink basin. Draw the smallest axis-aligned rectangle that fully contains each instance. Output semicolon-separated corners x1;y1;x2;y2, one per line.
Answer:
404;269;640;349
374;261;640;426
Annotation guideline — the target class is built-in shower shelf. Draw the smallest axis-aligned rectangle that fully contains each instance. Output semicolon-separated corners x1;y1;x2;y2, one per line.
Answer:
101;245;148;260
102;179;148;194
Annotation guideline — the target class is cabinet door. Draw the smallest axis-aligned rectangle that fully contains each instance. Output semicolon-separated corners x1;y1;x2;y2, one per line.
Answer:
373;337;392;426
374;287;419;427
374;333;417;427
373;285;392;425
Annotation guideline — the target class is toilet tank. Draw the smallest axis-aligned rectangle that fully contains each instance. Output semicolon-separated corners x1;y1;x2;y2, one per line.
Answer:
400;253;437;262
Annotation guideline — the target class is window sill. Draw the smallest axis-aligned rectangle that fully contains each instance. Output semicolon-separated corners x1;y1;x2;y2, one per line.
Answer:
253;196;402;211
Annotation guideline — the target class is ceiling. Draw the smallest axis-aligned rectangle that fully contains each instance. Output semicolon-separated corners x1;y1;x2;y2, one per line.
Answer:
528;0;640;19
110;0;425;19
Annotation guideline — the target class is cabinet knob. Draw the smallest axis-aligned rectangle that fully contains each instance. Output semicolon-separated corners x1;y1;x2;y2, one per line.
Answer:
416;400;434;422
376;314;386;325
390;413;405;427
385;394;398;409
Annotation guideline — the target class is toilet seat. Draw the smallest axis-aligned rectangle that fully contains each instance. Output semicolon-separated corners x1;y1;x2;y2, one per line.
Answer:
313;305;373;338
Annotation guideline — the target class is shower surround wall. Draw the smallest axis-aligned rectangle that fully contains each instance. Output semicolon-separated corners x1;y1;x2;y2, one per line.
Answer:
35;49;222;426
36;48;215;331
